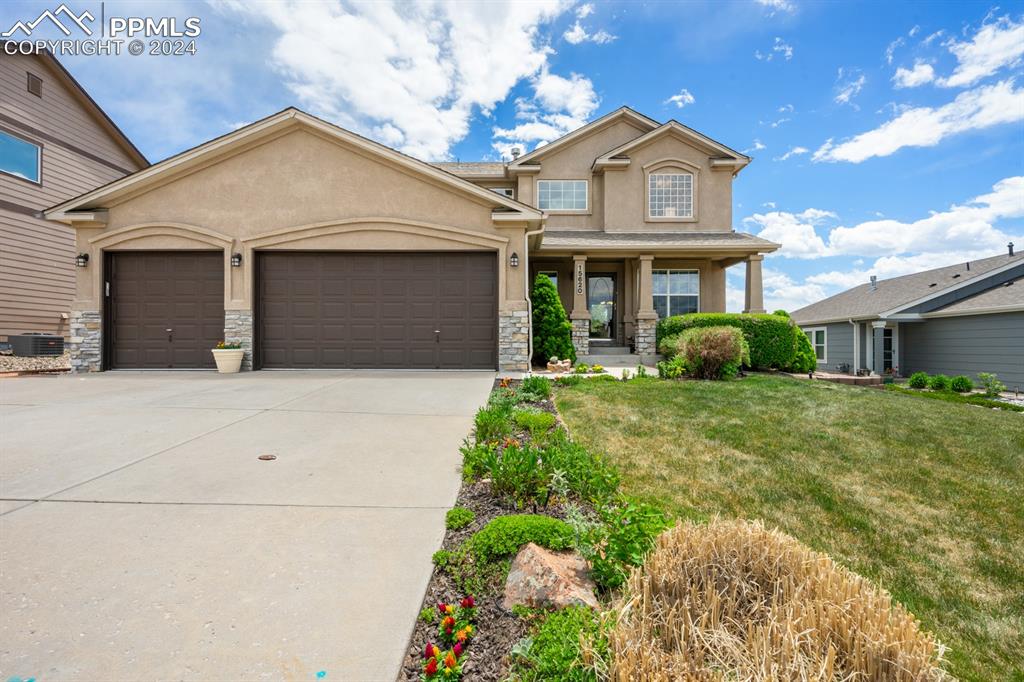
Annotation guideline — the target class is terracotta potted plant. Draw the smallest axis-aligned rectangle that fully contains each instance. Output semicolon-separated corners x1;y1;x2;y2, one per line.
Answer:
211;341;244;374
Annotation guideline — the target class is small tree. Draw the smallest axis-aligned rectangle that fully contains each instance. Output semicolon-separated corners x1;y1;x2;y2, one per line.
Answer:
531;273;576;365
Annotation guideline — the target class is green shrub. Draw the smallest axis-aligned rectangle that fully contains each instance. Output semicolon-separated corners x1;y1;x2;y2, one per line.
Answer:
928;374;951;391
574;363;591;374
677;326;750;380
541;430;620;504
489;442;548;508
579;499;669;591
657;334;685;359
885;384;1024;412
656;313;797;369
532;273;575;365
514;409;557;439
432;549;454;568
445;507;475;530
518;375;552;401
460;439;496;479
950;375;974;393
419;605;437;624
464;515;574;565
787;327;817;373
510;606;609;682
656;356;687;379
474;402;513;442
554;374;582;387
908;371;930;389
977;372;1006;397
773;309;791;318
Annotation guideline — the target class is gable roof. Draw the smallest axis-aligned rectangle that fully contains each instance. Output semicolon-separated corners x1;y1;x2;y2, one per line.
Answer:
925;275;1023;316
593;120;750;171
430;161;507;179
791;252;1024;324
45;107;541;221
508;106;660;167
25;47;148;169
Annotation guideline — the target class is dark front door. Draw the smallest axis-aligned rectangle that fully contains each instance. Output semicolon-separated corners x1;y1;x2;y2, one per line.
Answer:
587;274;615;340
257;252;497;369
107;252;224;369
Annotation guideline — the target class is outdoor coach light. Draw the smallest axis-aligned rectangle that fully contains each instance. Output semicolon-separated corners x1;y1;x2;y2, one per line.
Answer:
231;253;242;267
75;253;89;267
510;252;519;267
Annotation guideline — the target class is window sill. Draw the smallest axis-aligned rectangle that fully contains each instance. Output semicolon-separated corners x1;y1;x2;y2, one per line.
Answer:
645;216;697;223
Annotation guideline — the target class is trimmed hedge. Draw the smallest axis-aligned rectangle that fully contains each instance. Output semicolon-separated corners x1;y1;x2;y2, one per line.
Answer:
656;313;804;370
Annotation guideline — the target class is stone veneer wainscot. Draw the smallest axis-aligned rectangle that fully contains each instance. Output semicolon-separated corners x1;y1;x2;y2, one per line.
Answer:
69;310;102;373
498;310;529;371
224;309;254;371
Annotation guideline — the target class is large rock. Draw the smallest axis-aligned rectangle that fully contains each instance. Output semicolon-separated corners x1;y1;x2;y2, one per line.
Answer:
503;542;598;610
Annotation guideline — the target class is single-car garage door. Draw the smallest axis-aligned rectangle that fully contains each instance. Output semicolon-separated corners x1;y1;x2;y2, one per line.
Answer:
106;252;224;369
257;252;497;369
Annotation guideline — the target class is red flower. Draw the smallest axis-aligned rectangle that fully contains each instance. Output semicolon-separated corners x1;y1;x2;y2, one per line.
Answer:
442;615;455;629
460;596;475;609
424;657;438;675
437;602;447;614
453;642;463;658
424;643;439;660
444;651;457;670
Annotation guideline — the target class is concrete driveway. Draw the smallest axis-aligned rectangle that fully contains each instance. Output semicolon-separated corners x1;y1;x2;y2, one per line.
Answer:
0;370;493;681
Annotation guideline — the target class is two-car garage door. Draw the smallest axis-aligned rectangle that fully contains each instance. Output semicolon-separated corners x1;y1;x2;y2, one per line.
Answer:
257;252;497;369
107;251;498;370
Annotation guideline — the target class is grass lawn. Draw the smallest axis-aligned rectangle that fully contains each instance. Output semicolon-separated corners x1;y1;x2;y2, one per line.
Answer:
555;374;1024;681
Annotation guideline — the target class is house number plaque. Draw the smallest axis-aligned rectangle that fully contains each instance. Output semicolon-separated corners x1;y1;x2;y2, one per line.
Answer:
575;262;585;295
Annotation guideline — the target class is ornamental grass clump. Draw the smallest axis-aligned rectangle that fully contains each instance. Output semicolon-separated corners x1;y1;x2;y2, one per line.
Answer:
609;519;949;681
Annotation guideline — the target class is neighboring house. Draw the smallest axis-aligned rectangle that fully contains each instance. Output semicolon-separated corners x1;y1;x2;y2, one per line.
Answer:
792;248;1024;388
0;48;148;341
44;106;778;372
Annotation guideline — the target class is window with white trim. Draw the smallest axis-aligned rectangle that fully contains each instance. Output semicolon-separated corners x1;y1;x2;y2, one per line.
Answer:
648;172;692;218
0;129;41;183
491;187;514;198
652;269;699;318
537;180;587;211
805;327;827;363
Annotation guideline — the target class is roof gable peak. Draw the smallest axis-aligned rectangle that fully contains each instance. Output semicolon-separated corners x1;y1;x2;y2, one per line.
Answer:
509;106;660;167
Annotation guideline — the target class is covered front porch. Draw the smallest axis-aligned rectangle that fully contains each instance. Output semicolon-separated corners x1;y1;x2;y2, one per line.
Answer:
529;231;779;363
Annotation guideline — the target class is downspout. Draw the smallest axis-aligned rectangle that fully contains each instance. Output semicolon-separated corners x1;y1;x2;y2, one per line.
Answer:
523;224;545;376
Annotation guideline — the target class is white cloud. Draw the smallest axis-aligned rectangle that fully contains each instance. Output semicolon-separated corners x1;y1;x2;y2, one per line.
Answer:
762;201;776;208
892;60;935;88
743;139;766;154
727;266;828;312
938;15;1024;88
755;37;793;61
778;103;794;113
813;79;1024;163
754;0;796;14
764;117;790;128
742;208;836;259
664;88;695;109
908;25;920;37
575;3;595;19
922;29;945;46
563;3;616;45
885;37;905;65
491;67;599;156
221;0;570;160
834;68;866;106
773;145;809;161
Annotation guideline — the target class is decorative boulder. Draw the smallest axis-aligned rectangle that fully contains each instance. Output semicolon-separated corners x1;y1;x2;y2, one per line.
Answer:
502;542;598;610
546;356;573;374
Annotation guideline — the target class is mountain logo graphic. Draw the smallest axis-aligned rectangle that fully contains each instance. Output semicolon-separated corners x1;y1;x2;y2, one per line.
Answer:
2;3;95;38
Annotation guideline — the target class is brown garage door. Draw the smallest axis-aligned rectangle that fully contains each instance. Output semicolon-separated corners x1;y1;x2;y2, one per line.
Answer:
106;252;224;369
257;252;497;369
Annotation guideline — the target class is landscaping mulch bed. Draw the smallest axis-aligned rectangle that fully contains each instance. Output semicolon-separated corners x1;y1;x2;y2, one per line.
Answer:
0;351;70;374
400;380;581;682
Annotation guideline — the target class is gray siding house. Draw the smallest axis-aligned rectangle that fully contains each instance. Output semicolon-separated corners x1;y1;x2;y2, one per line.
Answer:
791;248;1024;389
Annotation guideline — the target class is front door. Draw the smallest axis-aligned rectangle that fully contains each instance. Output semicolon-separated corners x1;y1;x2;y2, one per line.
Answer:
587;274;615;340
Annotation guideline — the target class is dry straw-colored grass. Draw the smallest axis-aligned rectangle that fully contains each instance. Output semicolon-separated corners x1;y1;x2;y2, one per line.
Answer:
609;519;949;681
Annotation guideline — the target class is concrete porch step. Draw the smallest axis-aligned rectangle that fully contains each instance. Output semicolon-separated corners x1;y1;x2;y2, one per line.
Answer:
586;345;631;355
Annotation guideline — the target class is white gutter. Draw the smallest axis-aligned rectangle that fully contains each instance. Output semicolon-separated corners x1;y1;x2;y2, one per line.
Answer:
523;225;545;375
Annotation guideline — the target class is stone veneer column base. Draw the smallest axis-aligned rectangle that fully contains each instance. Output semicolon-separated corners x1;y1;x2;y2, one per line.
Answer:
498;310;530;371
634;318;657;359
69;310;102;373
225;310;254;371
570;318;590;358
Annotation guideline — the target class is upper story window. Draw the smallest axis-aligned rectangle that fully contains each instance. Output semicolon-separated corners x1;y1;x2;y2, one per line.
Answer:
491;187;514;198
649;172;693;218
653;269;699;318
537;180;587;211
0;129;41;183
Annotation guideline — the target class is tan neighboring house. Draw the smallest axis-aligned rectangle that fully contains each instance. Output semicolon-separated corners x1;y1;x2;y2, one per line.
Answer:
44;106;778;372
0;48;148;341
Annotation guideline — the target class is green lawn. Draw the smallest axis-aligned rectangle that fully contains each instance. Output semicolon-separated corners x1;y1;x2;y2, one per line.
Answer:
555;374;1024;681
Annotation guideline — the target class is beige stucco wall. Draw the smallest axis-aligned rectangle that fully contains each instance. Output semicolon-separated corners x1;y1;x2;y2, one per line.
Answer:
74;127;529;311
603;134;733;232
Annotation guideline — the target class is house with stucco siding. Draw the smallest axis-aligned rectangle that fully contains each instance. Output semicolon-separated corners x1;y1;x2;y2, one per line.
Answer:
44;106;778;372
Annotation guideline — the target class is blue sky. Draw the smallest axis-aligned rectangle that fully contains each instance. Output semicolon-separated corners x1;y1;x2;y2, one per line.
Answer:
5;0;1023;311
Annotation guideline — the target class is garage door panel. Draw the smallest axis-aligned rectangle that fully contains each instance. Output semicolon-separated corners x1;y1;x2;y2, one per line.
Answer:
108;252;223;369
258;252;495;369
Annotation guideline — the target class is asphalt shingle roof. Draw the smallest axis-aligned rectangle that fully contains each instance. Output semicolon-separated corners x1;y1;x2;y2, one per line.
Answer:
931;275;1024;313
538;231;778;250
430;162;507;176
791;252;1024;323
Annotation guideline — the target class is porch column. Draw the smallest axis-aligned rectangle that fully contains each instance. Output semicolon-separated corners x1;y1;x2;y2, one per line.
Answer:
743;254;765;314
635;254;657;360
871;320;886;375
569;255;590;358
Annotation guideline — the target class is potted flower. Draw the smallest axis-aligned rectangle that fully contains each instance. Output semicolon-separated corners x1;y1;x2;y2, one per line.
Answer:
211;341;244;374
